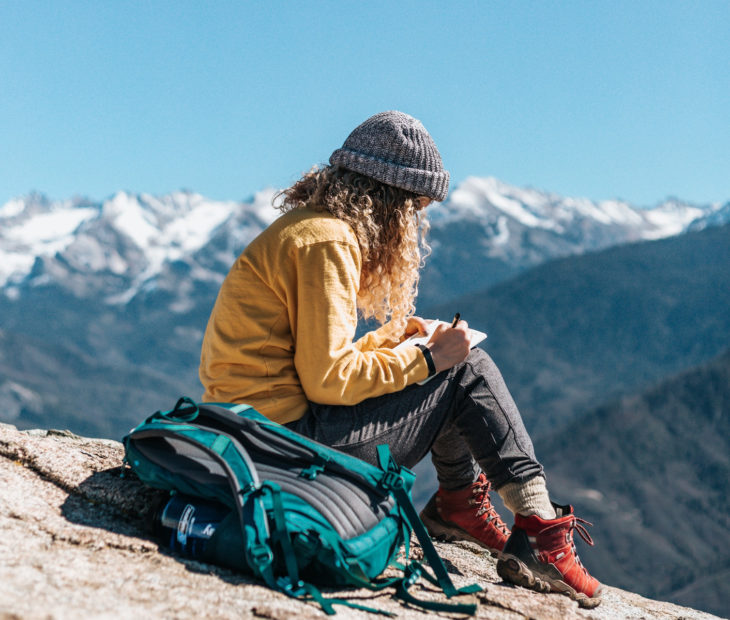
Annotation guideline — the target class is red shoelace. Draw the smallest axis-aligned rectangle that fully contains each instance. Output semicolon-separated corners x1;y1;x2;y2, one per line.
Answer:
469;478;510;535
567;515;595;575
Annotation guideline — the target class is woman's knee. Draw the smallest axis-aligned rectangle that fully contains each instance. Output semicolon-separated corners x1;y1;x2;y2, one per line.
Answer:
464;347;498;374
457;347;513;396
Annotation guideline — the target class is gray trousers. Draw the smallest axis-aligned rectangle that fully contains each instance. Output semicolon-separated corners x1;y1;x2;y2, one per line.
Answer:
287;348;543;491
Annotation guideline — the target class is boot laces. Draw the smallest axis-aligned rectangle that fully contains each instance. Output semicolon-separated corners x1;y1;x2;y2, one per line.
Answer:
567;516;594;575
573;516;594;546
469;478;510;535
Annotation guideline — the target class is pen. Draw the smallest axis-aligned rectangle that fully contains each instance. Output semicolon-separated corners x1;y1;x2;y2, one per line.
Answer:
451;313;461;328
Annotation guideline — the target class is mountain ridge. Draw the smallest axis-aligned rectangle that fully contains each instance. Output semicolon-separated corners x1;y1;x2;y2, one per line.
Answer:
3;179;727;310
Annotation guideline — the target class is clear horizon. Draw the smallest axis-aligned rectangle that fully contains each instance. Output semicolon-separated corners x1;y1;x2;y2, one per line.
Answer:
2;1;728;208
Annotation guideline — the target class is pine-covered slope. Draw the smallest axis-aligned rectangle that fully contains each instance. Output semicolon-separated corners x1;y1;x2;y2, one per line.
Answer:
537;347;730;618
424;222;730;435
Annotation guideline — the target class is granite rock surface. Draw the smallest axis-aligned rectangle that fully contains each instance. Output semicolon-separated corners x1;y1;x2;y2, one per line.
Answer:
0;423;721;620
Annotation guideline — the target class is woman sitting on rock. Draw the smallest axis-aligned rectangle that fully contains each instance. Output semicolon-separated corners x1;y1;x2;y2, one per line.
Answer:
199;110;602;608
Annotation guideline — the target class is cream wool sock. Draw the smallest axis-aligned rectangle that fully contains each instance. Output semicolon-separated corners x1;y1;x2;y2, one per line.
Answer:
498;476;557;520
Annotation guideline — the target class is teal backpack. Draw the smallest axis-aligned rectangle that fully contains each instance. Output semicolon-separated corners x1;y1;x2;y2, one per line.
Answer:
123;397;481;616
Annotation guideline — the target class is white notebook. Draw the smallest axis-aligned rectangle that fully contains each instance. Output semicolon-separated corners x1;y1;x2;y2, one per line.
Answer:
395;320;487;384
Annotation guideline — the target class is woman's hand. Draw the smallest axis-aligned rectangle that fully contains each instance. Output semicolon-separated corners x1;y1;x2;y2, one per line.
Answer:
402;316;429;340
427;320;470;373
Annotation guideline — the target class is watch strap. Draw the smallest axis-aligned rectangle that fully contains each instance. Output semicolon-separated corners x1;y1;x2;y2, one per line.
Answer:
415;343;436;377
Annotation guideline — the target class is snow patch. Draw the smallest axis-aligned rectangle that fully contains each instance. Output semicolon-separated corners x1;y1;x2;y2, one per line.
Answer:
249;188;281;225
641;203;705;239
450;177;560;231
574;488;605;502
0;205;97;286
2;182;725;309
596;200;643;226
0;198;26;218
0;249;36;286
174;325;204;343
564;197;612;224
103;192;160;249
493;216;510;245
5;207;97;244
3;286;20;300
487;189;547;228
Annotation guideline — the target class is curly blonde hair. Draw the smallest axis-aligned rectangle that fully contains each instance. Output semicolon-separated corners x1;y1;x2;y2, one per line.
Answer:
277;166;431;336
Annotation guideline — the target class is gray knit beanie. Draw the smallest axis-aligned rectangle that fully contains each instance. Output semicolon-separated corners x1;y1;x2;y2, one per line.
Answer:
329;111;449;202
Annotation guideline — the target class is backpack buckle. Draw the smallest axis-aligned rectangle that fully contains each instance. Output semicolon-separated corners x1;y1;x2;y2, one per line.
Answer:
403;561;423;588
380;471;405;491
276;576;306;596
247;543;274;570
299;455;329;480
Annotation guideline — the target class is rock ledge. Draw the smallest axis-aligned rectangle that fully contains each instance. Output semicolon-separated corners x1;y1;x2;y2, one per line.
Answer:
0;423;721;620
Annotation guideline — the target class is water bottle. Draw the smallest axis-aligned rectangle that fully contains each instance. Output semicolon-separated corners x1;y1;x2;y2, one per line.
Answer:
152;494;231;559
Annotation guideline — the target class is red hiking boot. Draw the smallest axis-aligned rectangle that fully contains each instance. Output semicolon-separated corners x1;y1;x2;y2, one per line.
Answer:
419;473;510;556
496;504;602;608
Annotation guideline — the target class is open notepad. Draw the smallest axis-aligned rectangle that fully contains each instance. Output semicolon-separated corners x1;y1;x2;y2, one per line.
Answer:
394;320;487;384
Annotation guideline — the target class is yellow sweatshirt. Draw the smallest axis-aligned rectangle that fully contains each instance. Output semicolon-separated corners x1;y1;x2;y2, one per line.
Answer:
199;206;429;424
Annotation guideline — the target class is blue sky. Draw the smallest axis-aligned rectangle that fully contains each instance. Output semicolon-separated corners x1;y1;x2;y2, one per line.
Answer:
2;1;728;207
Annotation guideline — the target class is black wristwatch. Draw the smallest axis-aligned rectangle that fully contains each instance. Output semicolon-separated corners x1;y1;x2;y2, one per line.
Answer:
416;343;437;377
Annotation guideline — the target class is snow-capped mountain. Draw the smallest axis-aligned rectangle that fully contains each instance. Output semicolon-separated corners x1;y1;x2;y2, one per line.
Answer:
423;177;726;303
687;199;730;232
1;178;726;310
442;177;712;238
0;188;279;303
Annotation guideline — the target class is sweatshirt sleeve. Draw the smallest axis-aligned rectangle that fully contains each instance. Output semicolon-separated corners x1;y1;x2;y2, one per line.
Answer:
354;321;402;352
291;240;429;406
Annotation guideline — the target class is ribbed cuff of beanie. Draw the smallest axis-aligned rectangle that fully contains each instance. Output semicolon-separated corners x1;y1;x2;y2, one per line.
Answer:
330;148;449;202
498;475;557;520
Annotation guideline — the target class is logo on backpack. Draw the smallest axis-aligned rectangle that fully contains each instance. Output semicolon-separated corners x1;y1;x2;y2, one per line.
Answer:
176;503;195;546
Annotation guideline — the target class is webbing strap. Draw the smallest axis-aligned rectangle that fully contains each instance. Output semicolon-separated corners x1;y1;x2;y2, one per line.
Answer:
295;581;396;617
396;569;478;614
299;454;330;480
210;435;230;455
240;485;274;577
376;445;482;603
261;483;300;586
242;484;382;618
